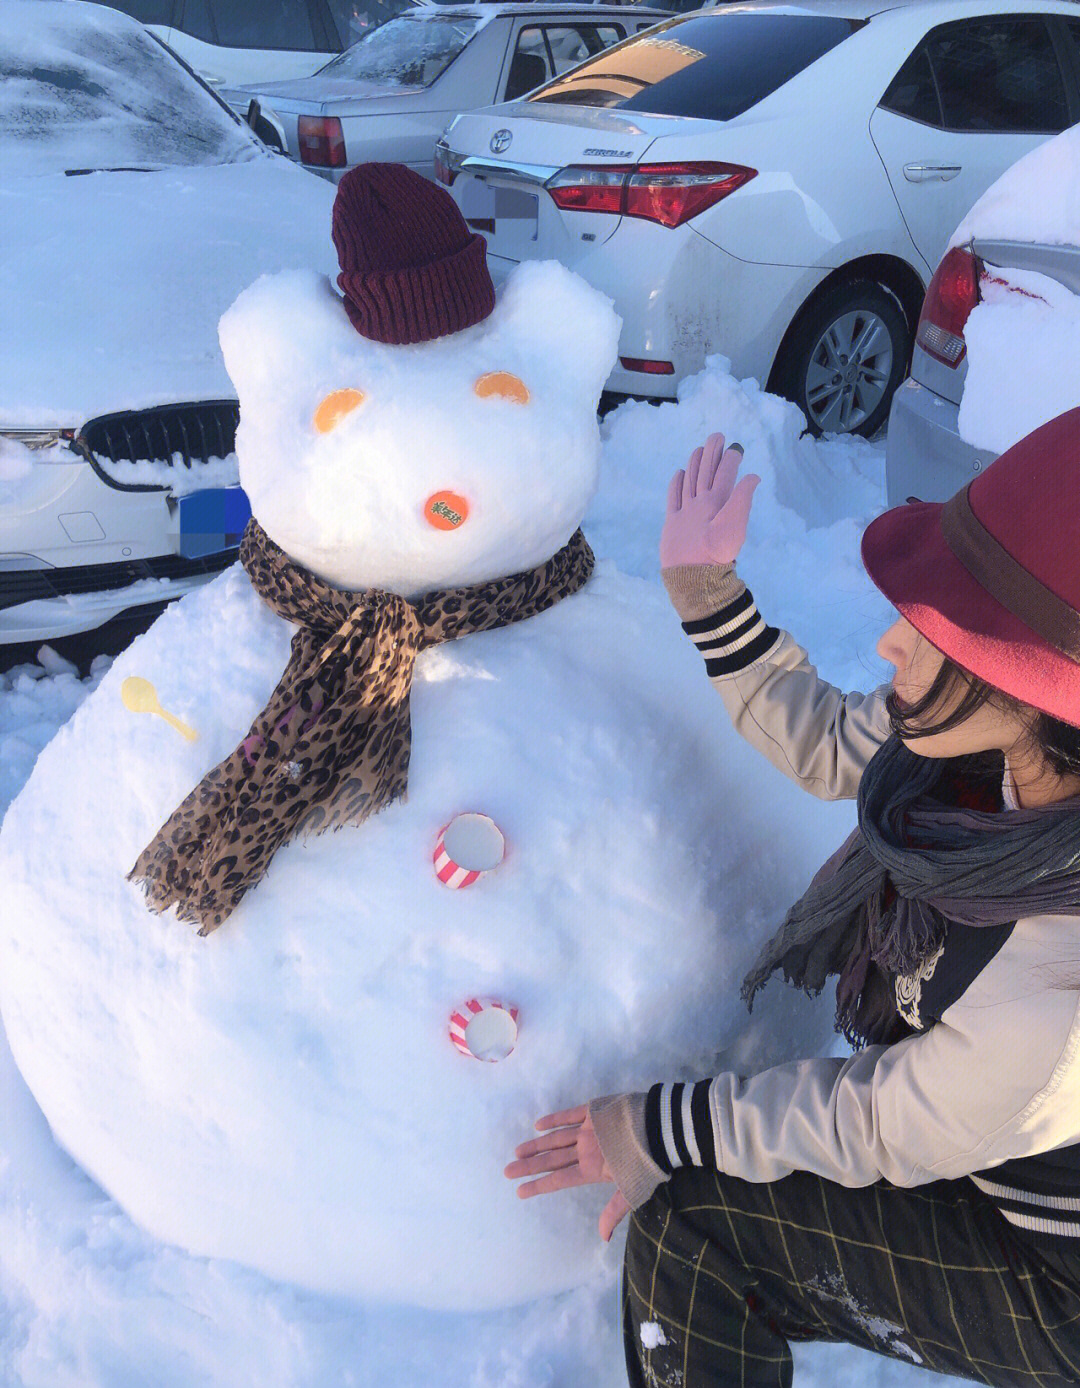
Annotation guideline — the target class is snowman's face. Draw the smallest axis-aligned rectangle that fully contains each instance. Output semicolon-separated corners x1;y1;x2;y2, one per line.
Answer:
219;260;620;595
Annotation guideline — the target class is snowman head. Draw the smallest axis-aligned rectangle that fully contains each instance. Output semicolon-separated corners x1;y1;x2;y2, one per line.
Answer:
219;164;620;596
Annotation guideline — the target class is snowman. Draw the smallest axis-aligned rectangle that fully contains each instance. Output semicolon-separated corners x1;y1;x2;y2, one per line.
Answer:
0;166;814;1311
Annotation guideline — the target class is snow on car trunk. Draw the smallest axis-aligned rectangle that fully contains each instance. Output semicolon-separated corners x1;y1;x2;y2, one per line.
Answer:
950;124;1080;455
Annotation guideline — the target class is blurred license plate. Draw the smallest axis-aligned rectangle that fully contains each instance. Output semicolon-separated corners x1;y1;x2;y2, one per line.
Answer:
461;180;538;243
178;486;252;559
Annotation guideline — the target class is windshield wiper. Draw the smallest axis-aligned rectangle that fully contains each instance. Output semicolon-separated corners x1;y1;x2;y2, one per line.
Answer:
64;166;164;176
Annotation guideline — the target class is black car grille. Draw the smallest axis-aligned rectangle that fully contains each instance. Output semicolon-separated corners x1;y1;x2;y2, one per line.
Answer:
0;549;237;612
74;400;240;491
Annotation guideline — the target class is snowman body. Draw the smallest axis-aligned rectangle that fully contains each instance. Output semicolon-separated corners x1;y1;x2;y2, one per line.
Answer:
0;262;806;1309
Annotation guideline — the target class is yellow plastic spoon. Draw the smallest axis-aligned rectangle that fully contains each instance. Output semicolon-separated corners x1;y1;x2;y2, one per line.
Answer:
121;676;199;742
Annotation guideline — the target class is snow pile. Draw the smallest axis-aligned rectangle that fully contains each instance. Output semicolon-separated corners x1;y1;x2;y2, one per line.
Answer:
591;356;889;693
0;650;109;816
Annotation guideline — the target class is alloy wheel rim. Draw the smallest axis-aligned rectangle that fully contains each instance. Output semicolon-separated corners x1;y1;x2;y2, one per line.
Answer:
804;308;894;433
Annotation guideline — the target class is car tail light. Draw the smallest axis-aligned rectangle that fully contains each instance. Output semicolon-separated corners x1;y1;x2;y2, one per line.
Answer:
547;165;632;214
434;140;466;187
626;163;756;228
620;357;675;374
546;162;755;227
298;116;346;169
916;246;982;367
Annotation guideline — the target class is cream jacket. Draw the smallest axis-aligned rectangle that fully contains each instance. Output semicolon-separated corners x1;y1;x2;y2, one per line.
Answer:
590;573;1080;1228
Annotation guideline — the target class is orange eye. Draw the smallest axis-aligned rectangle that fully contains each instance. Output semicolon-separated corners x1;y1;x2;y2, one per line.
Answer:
474;372;530;405
313;388;366;433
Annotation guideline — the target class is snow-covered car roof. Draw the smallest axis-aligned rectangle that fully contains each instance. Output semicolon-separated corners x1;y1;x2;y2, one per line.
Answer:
1;0;259;178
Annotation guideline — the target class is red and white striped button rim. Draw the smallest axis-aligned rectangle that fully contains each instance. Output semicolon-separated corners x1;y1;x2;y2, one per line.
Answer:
432;813;505;890
433;840;482;890
448;997;520;1060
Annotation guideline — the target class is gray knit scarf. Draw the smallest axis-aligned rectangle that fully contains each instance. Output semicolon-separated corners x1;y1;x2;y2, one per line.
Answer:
741;735;1080;1046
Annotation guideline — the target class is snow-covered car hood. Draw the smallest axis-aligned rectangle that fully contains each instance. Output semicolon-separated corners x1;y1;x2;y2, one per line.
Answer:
0;155;338;427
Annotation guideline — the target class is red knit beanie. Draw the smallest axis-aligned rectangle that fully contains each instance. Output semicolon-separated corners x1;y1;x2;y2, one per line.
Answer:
331;162;495;344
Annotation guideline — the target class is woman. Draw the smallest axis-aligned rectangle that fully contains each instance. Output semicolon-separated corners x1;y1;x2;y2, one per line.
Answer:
505;409;1080;1386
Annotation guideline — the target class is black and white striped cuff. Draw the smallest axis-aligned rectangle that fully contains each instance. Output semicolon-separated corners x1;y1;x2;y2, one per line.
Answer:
971;1175;1080;1238
644;1081;717;1175
681;587;780;678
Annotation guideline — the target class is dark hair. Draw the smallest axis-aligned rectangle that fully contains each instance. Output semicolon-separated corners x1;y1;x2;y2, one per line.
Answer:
885;657;1080;779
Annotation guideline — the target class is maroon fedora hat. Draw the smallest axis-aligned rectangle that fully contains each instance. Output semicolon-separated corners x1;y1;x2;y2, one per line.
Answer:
861;406;1080;728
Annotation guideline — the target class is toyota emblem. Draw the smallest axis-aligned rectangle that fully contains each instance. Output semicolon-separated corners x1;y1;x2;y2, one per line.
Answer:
490;129;513;155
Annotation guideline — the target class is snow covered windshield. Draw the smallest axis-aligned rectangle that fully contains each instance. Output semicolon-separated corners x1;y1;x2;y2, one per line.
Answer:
316;14;484;89
2;1;257;178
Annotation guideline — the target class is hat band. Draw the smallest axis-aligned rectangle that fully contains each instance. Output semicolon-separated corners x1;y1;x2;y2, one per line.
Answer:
941;486;1080;665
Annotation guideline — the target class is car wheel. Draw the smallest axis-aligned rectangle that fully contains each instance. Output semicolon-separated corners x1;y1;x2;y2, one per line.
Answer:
772;280;911;438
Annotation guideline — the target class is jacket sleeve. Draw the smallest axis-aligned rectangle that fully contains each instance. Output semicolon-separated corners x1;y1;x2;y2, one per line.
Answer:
592;942;1080;1205
662;563;891;801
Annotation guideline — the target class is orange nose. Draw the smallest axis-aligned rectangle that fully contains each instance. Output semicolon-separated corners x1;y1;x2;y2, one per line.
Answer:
424;491;470;531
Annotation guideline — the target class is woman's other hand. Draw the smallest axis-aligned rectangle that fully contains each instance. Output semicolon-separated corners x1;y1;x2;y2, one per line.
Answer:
660;432;760;569
505;1103;631;1242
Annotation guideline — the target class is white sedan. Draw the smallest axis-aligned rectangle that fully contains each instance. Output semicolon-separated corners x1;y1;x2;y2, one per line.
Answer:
228;2;670;182
439;0;1080;435
0;0;337;647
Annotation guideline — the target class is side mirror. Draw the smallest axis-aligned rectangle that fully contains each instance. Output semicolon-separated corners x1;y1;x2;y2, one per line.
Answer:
245;98;262;131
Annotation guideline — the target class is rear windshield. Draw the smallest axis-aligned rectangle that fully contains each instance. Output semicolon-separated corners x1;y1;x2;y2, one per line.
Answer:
528;12;860;120
2;5;256;177
316;14;484;88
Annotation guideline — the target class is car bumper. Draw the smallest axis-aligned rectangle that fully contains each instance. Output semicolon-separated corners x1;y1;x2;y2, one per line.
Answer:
885;377;997;508
0;567;226;646
0;446;245;645
494;219;821;401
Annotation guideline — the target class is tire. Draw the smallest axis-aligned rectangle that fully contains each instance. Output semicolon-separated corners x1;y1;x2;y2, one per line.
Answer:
771;279;912;438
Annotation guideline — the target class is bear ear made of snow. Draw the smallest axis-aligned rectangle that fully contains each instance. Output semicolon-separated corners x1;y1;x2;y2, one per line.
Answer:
218;268;357;410
487;260;621;406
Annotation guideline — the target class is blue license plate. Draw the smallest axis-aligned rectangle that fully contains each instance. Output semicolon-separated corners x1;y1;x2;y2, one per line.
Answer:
178;487;252;559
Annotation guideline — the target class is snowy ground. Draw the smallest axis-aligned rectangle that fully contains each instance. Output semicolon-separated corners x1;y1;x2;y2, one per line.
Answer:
0;363;965;1387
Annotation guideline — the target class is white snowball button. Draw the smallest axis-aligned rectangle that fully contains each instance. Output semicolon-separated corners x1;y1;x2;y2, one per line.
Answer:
433;812;506;889
449;998;519;1062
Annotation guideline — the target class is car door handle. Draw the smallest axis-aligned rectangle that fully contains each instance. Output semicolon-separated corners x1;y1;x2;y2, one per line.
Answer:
903;163;962;183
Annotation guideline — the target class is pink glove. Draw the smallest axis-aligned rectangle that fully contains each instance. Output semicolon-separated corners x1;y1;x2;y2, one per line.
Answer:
660;432;760;569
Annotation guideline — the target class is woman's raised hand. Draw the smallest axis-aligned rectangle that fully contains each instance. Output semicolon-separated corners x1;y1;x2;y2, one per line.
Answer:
660;432;761;569
505;1103;631;1242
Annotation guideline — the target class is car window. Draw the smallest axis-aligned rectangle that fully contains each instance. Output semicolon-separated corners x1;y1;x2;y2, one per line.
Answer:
85;0;176;24
209;0;330;51
2;5;258;176
1063;19;1080;75
317;13;482;85
177;0;216;43
891;17;1069;134
544;25;622;75
324;0;417;47
880;46;943;126
527;13;860;120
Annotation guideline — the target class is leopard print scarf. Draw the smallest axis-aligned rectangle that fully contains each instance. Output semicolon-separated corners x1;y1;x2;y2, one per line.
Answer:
130;519;594;935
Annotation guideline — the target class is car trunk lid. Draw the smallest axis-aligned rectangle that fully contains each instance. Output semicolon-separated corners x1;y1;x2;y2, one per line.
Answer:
441;106;663;266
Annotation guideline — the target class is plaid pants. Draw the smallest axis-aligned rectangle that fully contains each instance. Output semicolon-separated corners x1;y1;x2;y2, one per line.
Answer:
623;1168;1080;1387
